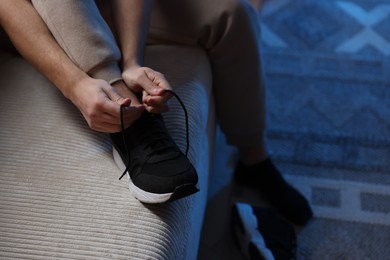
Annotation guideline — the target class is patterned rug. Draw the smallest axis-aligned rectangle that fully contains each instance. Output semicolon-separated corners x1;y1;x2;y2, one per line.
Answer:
260;0;390;259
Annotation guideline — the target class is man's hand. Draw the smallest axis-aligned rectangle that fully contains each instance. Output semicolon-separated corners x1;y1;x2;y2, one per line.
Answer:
69;76;145;133
122;66;173;113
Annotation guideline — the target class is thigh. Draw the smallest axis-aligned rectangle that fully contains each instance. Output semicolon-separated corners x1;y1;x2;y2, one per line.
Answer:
96;0;248;47
148;0;241;46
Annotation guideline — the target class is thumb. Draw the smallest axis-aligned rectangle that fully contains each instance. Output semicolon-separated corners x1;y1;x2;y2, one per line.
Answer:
119;98;131;107
137;76;164;96
140;68;172;96
105;86;131;106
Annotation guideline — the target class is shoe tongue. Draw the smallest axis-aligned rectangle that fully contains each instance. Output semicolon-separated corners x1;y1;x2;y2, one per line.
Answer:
135;112;180;157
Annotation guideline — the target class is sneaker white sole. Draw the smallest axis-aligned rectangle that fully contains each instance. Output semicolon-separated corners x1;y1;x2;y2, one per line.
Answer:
232;203;275;260
113;147;198;203
113;147;173;203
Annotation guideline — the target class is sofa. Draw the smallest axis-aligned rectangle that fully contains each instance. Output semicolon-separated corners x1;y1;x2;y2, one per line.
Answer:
0;27;217;259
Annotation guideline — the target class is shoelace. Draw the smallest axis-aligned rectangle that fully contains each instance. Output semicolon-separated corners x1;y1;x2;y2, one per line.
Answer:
118;89;189;180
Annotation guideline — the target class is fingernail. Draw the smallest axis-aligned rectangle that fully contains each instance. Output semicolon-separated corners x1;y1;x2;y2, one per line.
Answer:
121;98;131;106
154;88;163;95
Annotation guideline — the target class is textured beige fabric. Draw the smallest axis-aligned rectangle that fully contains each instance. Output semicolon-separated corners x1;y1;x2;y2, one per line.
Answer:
148;0;267;146
32;0;266;147
0;45;215;259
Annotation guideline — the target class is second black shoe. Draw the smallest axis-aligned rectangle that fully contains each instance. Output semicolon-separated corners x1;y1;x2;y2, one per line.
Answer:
235;159;313;226
232;202;297;260
110;111;199;203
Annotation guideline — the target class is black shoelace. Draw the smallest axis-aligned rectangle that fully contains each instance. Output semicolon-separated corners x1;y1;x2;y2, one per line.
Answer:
118;90;189;180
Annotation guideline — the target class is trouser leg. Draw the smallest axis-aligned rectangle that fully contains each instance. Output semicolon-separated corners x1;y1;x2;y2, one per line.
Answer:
148;0;266;147
31;0;122;84
31;0;266;147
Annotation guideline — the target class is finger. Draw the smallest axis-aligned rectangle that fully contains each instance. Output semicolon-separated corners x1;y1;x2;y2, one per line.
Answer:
142;68;173;95
83;112;122;133
144;105;169;114
120;105;145;121
104;85;131;106
142;90;171;104
99;99;122;118
143;93;172;107
146;68;172;92
144;96;168;111
85;110;140;133
136;74;164;96
98;99;143;124
95;106;144;131
100;86;132;117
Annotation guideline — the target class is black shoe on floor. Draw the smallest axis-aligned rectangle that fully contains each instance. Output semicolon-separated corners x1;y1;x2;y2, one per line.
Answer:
234;159;313;225
232;202;297;260
110;111;199;203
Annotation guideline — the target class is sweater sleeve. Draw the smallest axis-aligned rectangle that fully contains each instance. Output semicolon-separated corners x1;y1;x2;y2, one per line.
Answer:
31;0;122;84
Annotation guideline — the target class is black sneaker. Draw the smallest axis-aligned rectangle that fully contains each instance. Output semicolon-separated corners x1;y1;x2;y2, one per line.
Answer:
110;110;199;203
235;159;313;226
232;202;297;260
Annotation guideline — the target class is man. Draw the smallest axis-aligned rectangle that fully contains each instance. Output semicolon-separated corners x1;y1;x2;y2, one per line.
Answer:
0;0;312;225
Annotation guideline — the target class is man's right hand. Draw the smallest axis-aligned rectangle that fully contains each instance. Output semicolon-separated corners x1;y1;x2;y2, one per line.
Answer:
122;66;173;113
69;76;145;133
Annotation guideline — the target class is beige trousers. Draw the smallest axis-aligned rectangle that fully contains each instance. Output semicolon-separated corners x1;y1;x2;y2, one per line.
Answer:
31;0;266;147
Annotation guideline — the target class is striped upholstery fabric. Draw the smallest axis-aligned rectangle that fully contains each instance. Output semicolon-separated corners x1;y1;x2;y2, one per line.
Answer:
0;45;215;259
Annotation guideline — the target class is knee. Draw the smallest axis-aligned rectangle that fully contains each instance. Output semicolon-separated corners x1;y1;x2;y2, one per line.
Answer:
204;0;260;39
205;0;259;40
216;0;258;21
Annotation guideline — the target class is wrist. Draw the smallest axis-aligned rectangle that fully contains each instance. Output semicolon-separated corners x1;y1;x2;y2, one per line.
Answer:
63;72;90;101
122;60;141;72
